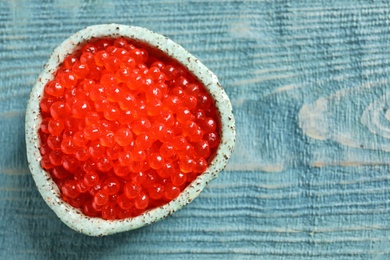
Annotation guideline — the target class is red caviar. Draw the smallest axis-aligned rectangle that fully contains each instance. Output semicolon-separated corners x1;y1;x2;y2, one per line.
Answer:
39;37;220;220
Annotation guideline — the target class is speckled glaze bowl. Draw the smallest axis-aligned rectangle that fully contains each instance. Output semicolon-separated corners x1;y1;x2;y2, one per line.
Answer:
25;24;235;236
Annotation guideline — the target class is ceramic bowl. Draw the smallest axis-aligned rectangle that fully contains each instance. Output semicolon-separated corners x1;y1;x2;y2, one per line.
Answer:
25;24;235;236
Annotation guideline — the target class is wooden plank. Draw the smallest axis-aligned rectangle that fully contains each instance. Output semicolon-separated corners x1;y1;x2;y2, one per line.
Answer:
2;0;390;258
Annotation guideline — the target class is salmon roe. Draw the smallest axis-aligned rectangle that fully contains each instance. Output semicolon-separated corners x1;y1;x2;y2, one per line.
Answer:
38;37;220;220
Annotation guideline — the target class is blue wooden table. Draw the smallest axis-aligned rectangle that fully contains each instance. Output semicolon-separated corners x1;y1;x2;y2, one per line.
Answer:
2;1;390;259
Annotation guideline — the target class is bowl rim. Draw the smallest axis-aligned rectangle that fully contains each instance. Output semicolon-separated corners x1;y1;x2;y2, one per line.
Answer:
25;23;236;236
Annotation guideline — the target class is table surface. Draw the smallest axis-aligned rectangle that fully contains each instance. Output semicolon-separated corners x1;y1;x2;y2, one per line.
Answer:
2;1;390;259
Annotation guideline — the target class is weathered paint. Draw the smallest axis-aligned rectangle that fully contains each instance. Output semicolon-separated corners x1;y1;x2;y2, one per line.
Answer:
2;0;390;258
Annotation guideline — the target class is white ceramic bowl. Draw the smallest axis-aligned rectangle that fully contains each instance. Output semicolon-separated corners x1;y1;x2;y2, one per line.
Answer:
25;24;235;236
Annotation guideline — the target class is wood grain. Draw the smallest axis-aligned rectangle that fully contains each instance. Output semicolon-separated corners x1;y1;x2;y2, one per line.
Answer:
2;0;390;259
